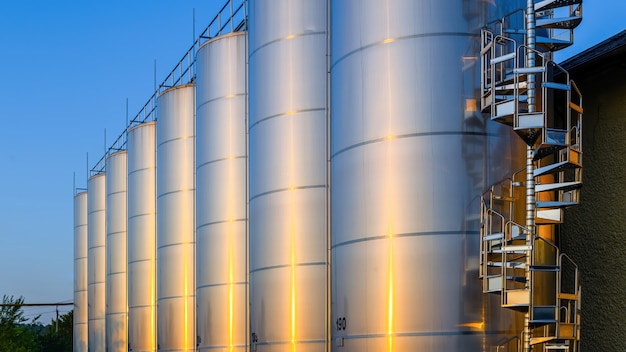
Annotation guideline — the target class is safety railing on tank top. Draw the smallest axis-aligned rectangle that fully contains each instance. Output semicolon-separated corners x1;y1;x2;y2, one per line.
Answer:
89;0;247;175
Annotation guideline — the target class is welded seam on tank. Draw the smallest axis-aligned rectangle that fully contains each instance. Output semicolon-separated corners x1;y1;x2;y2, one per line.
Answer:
128;258;155;264
249;184;326;202
197;93;246;110
128;212;156;220
128;166;156;176
249;261;326;274
88;245;106;249
128;303;155;308
106;190;126;196
158;241;195;249
253;339;326;346
157;188;196;199
331;32;479;69
339;330;491;339
107;230;126;236
198;343;248;350
157;135;195;148
197;155;246;169
249;31;326;57
248;107;325;130
196;281;247;289
332;230;479;249
197;218;246;229
88;209;105;215
108;270;127;275
331;131;492;158
158;295;196;301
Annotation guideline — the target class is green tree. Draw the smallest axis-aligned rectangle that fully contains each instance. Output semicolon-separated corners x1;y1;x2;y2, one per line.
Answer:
38;310;73;352
0;295;39;352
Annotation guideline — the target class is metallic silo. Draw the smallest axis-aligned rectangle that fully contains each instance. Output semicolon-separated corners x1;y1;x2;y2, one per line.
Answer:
156;84;196;351
88;173;106;352
330;0;525;351
105;150;127;352
248;1;329;350
196;32;248;351
74;191;89;352
127;121;157;352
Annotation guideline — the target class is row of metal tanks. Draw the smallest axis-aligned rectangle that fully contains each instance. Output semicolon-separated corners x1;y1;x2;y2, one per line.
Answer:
73;0;531;351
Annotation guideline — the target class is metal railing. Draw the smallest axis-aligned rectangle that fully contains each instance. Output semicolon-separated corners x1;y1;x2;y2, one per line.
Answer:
90;0;247;175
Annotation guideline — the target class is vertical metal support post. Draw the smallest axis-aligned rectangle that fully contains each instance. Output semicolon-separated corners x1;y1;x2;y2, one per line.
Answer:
524;1;536;351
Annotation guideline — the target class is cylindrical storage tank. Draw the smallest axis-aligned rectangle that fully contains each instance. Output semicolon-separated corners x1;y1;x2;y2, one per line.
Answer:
88;173;106;352
74;191;89;352
248;1;328;351
157;84;196;351
330;1;524;350
196;32;248;351
127;121;157;352
105;151;127;351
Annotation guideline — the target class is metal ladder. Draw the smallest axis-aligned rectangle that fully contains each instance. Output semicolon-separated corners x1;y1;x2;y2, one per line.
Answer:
479;1;583;351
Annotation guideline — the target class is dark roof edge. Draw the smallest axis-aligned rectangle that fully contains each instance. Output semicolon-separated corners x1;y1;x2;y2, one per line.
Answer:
560;29;626;71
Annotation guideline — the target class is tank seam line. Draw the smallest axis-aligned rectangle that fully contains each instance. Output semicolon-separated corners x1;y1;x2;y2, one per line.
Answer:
197;92;246;109
197;218;247;229
331;131;492;158
254;339;326;346
107;230;127;236
157;188;195;199
197;155;247;169
249;107;325;130
196;281;247;289
250;261;327;274
128;258;155;264
331;31;479;69
332;230;479;249
249;31;325;57
128;213;156;220
157;134;195;147
250;184;326;201
158;242;196;249
106;190;126;196
128;166;156;175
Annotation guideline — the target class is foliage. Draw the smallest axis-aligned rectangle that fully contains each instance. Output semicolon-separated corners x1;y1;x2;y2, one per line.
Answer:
0;295;39;352
0;295;73;352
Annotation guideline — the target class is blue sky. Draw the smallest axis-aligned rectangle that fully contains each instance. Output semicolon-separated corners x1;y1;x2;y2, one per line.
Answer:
0;1;623;323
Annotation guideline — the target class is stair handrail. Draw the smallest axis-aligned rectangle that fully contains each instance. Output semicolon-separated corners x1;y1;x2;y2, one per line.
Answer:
493;334;520;352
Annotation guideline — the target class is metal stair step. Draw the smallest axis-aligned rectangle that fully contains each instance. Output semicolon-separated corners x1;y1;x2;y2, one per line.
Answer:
543;81;571;91
530;336;555;345
536;201;578;209
488;261;526;269
557;292;578;301
545;344;570;351
534;160;581;177
536;208;563;224
535;181;582;193
535;0;582;12
530;264;560;272
493;245;532;253
536;15;582;29
537;36;573;51
483;233;504;241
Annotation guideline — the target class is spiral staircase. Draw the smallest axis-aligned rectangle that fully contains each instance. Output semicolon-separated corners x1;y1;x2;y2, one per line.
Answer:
479;1;583;351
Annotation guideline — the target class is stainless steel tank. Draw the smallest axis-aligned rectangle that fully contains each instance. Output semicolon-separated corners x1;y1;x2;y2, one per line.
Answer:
127;121;157;352
88;173;106;352
105;150;127;352
248;1;328;350
74;191;89;352
156;84;196;351
196;32;248;351
330;0;525;350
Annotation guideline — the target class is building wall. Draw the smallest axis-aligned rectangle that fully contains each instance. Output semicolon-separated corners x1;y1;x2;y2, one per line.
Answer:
561;61;626;351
